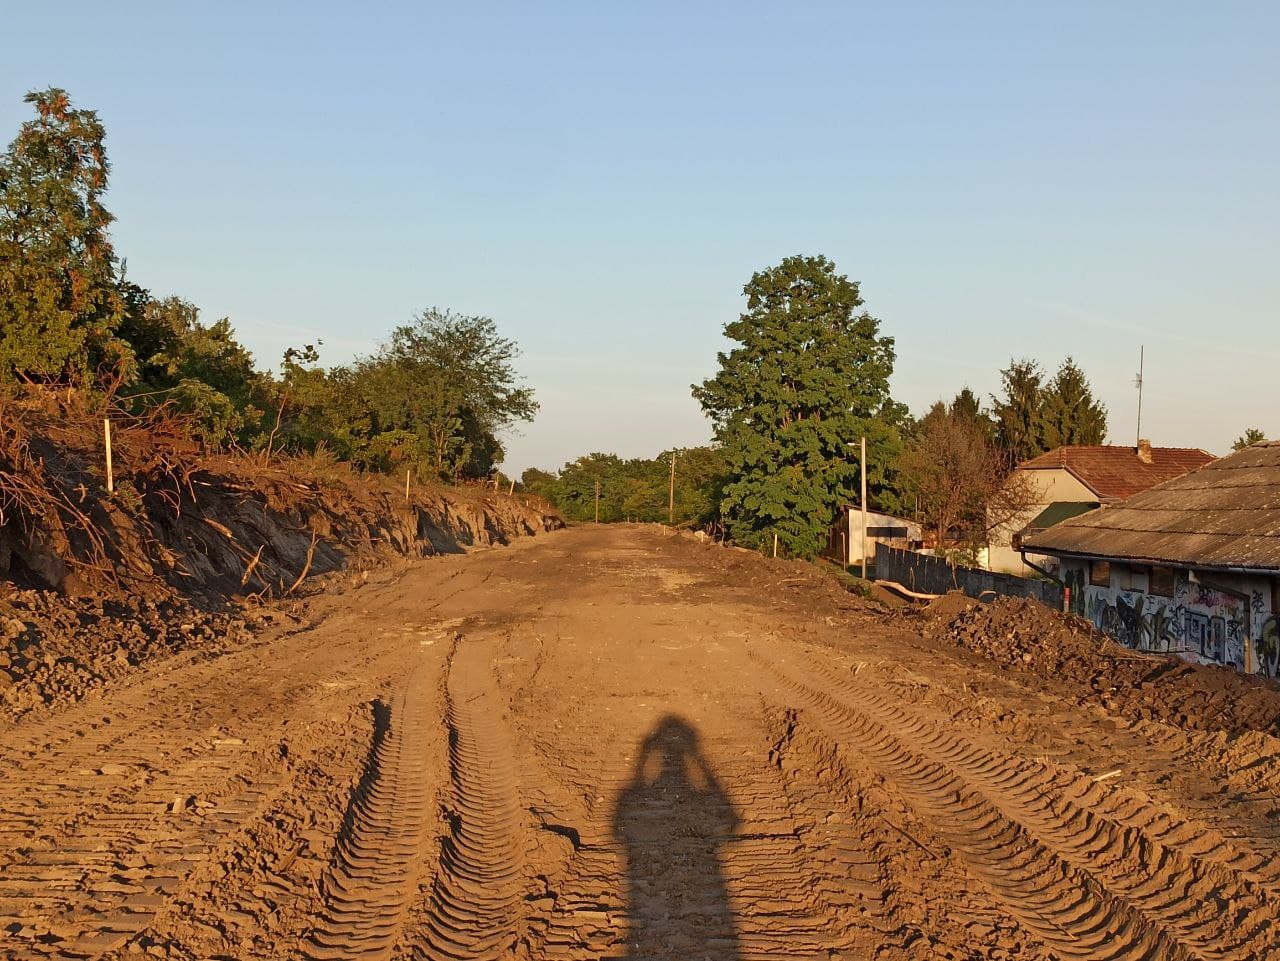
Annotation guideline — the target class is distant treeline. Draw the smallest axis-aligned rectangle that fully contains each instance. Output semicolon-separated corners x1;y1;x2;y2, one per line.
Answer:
0;88;534;481
521;448;726;526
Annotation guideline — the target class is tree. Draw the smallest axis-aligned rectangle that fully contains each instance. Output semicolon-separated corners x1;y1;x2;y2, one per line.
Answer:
367;309;538;479
990;359;1045;465
1039;357;1107;448
1233;428;1267;451
693;255;898;557
898;404;1039;551
119;294;271;447
0;88;130;384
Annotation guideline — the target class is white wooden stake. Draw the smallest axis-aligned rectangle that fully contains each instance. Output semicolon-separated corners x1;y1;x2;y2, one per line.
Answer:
104;418;114;494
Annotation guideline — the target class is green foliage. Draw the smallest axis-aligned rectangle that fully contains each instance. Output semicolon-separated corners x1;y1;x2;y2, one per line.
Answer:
274;312;537;481
1039;357;1107;449
120;293;271;447
1232;427;1267;451
990;356;1107;464
693;255;899;558
0;88;538;482
0;88;130;384
524;447;726;526
990;359;1046;465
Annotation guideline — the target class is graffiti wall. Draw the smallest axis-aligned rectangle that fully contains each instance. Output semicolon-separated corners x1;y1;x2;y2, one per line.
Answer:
1062;560;1276;676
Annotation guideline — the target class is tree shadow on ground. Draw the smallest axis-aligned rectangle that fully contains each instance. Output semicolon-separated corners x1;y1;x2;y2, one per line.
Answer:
613;714;741;960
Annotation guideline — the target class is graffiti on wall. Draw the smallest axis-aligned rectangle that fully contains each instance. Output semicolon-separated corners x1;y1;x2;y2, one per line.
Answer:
1260;615;1280;679
1080;576;1248;670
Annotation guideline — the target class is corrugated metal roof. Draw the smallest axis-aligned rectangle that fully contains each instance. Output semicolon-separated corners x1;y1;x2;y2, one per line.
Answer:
1018;445;1215;499
1023;442;1280;572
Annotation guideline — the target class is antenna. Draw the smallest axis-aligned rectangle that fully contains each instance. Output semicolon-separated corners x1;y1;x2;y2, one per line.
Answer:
1134;345;1144;447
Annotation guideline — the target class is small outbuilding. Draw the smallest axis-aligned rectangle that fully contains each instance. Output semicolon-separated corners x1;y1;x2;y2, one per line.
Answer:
825;506;922;568
1023;442;1280;677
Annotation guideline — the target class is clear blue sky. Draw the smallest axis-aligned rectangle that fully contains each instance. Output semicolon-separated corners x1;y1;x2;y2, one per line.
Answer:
4;2;1277;472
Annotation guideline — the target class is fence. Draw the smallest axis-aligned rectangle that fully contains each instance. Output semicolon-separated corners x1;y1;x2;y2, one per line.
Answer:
876;544;1064;609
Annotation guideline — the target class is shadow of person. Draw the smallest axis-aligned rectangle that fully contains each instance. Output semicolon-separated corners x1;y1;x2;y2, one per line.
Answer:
613;714;741;960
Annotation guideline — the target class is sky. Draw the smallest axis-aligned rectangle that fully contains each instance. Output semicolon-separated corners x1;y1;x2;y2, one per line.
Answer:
3;2;1277;473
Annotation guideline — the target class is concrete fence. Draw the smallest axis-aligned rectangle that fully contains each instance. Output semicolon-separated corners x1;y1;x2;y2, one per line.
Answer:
876;544;1064;609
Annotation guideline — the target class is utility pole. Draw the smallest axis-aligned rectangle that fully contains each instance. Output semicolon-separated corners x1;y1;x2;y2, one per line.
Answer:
594;479;600;524
1134;345;1145;447
668;450;676;525
860;435;869;580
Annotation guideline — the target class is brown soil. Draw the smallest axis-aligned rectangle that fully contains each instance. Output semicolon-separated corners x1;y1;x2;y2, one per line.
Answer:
2;524;1279;960
928;594;1280;736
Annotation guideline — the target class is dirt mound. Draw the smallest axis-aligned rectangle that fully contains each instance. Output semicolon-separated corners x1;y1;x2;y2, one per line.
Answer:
933;596;1280;736
921;590;978;621
0;585;264;720
0;393;561;598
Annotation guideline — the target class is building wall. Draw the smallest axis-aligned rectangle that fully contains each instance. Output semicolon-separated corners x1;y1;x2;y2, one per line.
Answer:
988;469;1097;575
1060;558;1279;676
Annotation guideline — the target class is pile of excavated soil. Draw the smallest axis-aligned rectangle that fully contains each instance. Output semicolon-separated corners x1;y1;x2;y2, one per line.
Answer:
931;596;1280;736
0;584;273;721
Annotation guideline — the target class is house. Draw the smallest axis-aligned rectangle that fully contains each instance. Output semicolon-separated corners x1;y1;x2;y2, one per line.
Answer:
825;506;922;567
1022;442;1280;677
988;440;1215;575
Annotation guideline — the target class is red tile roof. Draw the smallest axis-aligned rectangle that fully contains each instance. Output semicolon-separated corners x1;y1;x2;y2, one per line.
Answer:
1017;445;1215;500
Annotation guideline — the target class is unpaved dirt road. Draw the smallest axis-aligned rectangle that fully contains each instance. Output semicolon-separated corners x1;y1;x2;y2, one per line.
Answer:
3;525;1280;960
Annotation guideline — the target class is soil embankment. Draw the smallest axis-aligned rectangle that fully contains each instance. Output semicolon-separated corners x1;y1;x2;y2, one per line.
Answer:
0;395;561;719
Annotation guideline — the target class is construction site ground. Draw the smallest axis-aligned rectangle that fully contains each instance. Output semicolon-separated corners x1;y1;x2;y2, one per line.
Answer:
3;524;1279;961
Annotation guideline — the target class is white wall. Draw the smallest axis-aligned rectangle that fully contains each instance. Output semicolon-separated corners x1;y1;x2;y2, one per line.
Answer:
988;468;1097;575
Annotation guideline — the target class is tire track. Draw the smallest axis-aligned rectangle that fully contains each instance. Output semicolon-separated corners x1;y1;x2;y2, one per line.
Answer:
305;665;435;961
795;652;1280;958
756;649;1197;961
414;637;525;961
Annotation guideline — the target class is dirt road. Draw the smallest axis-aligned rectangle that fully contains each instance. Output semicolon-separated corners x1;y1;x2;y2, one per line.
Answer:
3;525;1279;960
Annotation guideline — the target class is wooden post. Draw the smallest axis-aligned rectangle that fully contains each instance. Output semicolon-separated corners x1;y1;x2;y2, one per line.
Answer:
508;478;515;496
405;468;411;501
772;532;778;558
861;436;869;580
103;418;114;494
668;451;676;525
594;479;600;523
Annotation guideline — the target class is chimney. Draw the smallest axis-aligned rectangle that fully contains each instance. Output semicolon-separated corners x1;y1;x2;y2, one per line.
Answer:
1136;438;1153;464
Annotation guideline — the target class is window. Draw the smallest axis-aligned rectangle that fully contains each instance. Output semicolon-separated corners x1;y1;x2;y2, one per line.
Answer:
1115;566;1149;592
1090;561;1111;588
1150;566;1176;597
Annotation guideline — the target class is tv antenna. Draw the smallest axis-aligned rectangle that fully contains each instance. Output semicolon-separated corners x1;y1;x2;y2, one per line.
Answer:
1134;345;1144;446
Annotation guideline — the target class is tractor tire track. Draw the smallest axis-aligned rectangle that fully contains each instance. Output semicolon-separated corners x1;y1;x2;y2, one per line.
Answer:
756;649;1199;961
795;652;1280;959
414;638;525;960
305;664;436;961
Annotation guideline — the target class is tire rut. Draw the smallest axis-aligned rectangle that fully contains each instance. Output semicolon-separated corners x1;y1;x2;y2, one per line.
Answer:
757;648;1200;961
305;665;436;961
414;637;524;961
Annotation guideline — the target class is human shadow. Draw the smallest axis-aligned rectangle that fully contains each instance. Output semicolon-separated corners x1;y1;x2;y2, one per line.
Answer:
612;714;741;960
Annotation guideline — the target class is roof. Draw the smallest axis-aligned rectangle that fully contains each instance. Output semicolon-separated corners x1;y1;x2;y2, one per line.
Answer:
1017;445;1215;499
1023;501;1100;532
1023;441;1280;573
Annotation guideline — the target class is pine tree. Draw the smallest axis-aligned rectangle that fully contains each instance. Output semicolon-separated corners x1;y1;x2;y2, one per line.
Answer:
990;359;1046;465
1039;357;1108;448
0;89;130;384
693;255;898;557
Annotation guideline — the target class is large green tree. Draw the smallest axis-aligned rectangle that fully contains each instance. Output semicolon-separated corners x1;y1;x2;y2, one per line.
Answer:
693;255;898;557
0;88;130;383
